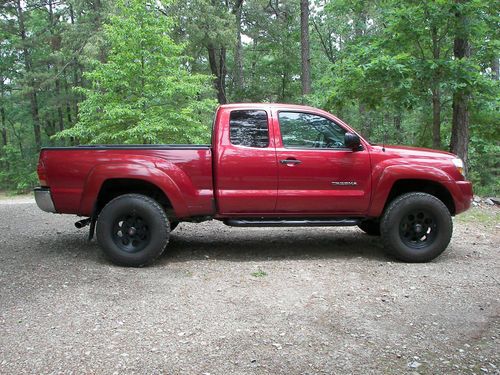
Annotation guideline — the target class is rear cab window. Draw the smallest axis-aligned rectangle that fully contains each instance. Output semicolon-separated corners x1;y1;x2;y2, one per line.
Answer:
229;110;269;148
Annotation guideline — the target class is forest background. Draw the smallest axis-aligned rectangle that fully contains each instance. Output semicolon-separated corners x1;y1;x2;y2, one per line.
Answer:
0;0;498;194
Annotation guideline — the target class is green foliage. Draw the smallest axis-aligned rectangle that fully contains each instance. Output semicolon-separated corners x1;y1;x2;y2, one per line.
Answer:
0;0;498;195
240;0;301;102
251;268;267;277
456;206;500;226
468;100;500;196
0;145;38;193
56;0;216;144
312;0;499;193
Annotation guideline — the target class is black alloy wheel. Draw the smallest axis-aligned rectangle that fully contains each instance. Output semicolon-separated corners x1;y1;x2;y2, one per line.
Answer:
398;209;437;249
97;194;170;267
112;213;151;253
380;192;452;262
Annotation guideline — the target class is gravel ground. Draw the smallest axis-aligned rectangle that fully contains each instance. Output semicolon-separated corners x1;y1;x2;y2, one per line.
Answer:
0;198;499;374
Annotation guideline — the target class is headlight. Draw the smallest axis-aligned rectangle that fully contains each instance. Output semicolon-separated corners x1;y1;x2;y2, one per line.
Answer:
452;158;465;177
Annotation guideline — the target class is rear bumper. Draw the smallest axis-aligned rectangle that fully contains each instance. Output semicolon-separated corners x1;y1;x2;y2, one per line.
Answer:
34;187;56;213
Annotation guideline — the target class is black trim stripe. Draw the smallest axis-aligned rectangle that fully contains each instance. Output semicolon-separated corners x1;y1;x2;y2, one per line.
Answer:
41;144;211;151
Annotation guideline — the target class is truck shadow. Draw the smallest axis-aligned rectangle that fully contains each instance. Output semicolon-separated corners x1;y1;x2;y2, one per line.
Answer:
161;225;389;263
32;225;390;265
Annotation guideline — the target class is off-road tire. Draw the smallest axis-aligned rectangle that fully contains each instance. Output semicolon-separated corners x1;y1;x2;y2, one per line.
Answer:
96;194;170;267
380;192;452;262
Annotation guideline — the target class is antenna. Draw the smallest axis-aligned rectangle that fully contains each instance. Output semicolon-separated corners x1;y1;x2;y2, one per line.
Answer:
382;129;386;152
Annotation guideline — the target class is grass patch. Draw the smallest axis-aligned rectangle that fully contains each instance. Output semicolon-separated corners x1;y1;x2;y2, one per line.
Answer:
0;190;18;198
0;191;33;200
251;269;267;278
455;207;499;226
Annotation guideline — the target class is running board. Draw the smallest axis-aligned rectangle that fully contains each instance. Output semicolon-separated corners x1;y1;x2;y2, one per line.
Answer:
224;218;361;227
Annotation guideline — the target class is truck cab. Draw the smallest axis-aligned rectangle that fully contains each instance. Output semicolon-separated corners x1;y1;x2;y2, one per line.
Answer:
213;103;372;215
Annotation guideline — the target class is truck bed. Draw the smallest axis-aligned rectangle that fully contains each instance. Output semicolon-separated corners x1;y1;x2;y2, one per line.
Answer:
39;145;214;217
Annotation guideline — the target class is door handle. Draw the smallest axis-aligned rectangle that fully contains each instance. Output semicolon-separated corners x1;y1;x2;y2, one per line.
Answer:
280;159;302;165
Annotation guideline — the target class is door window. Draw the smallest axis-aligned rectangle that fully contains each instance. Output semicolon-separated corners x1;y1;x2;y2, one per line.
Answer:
279;112;346;149
229;110;269;148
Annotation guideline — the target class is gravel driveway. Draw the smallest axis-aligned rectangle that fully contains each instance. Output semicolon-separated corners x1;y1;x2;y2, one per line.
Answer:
0;198;498;374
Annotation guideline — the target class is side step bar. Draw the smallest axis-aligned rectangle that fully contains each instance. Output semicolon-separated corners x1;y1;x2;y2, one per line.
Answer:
224;218;361;227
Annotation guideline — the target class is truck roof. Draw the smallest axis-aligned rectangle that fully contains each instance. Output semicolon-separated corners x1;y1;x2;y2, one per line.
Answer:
219;103;319;112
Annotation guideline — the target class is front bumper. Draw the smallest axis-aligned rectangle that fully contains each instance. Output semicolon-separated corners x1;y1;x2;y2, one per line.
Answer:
443;180;473;215
34;187;56;213
455;180;473;213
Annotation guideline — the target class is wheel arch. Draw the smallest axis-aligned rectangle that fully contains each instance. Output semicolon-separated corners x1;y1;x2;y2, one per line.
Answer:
78;162;190;218
96;178;174;216
383;179;455;216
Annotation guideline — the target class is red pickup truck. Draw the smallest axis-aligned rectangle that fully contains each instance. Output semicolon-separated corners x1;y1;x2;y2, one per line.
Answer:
34;103;473;266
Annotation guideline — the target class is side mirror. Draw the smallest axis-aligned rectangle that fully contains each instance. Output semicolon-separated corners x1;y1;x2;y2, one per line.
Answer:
344;132;361;150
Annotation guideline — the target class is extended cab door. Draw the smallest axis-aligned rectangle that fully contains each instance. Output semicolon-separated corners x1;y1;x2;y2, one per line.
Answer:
274;110;371;215
214;107;278;214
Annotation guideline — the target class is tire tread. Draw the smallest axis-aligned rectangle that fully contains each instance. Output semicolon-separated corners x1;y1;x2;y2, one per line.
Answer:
96;193;170;267
380;192;452;262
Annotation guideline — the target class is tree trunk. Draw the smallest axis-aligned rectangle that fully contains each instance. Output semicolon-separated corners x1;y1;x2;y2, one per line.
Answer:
207;44;227;104
431;87;441;149
280;67;288;102
1;106;6;148
251;39;257;83
73;63;80;117
64;78;73;125
233;0;244;98
48;0;64;133
492;56;499;80
300;0;311;99
45;119;56;146
16;0;41;149
394;113;402;143
220;47;227;102
69;3;75;24
450;0;471;169
68;3;80;119
0;81;6;148
450;90;469;165
359;103;370;138
354;8;369;138
57;102;64;132
431;25;442;150
52;66;65;134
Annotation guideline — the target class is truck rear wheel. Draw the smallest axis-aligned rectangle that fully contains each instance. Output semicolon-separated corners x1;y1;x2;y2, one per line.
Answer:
380;192;452;262
96;194;170;267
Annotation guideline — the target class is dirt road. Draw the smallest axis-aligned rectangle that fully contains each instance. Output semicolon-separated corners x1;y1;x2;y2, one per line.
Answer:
0;198;498;374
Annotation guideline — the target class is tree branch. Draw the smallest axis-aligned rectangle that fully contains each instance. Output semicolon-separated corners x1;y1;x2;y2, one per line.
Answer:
312;17;335;63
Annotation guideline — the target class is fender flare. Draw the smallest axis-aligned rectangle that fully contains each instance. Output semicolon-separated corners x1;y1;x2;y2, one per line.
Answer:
368;164;453;217
78;162;189;217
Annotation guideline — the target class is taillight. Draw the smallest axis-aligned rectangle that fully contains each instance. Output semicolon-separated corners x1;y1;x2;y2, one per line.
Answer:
37;157;48;186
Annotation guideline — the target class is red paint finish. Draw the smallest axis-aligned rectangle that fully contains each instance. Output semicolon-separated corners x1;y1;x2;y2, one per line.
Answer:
36;103;473;221
40;148;213;217
366;145;471;216
271;106;372;214
213;104;278;214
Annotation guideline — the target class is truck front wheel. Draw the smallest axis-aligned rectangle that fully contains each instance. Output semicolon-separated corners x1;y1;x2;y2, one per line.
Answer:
380;192;452;262
96;194;170;267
